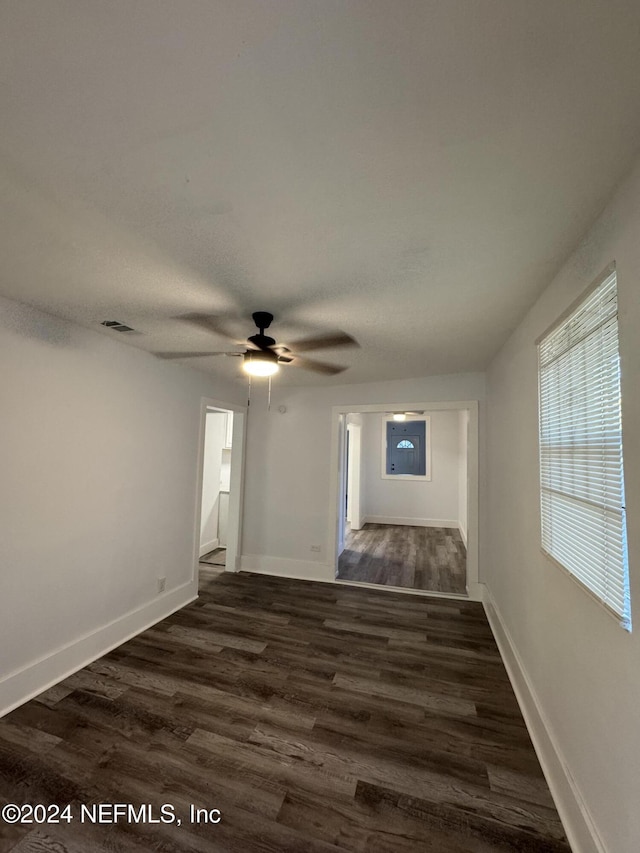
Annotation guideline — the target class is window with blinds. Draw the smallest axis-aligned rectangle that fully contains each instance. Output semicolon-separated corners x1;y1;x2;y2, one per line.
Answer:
538;268;631;630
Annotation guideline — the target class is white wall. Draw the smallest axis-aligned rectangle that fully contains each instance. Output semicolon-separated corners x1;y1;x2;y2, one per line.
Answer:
199;412;226;554
0;295;244;715
220;448;231;492
458;409;469;545
360;411;460;525
241;373;485;581
485;157;640;853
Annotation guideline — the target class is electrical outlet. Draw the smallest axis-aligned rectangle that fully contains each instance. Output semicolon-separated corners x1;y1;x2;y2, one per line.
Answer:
157;576;166;593
310;545;321;553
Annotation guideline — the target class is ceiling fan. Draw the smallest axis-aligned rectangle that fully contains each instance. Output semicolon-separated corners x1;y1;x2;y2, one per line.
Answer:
156;311;358;376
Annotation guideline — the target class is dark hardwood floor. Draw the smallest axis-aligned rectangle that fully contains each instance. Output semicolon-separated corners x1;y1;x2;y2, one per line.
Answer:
337;523;467;595
0;569;569;852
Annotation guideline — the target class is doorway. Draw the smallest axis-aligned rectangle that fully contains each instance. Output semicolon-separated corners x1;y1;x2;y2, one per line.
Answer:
330;402;479;599
195;399;246;590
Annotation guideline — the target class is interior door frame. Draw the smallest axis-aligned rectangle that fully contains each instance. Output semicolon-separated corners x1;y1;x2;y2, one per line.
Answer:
346;421;363;530
193;396;247;581
328;400;481;600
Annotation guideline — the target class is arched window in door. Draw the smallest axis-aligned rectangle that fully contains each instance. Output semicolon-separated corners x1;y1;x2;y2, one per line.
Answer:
386;419;427;476
396;439;414;449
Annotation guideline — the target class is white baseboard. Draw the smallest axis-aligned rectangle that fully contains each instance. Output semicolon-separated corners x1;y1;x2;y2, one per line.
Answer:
336;577;471;600
465;580;484;602
363;515;460;528
483;585;605;853
459;522;467;547
240;554;334;583
240;554;484;603
199;537;219;557
0;581;197;718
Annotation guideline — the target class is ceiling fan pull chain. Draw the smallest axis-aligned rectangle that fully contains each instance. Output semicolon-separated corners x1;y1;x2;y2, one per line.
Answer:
268;376;272;411
247;374;252;407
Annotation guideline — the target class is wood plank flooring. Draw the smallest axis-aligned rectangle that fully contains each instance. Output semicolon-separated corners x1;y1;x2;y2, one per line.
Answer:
0;569;569;852
200;547;227;567
338;524;467;594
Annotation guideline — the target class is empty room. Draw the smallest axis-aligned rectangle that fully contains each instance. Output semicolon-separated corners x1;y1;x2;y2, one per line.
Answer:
1;3;639;853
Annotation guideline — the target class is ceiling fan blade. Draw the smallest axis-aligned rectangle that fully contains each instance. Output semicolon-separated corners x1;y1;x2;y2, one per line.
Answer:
178;313;243;342
282;355;347;375
155;351;243;359
284;332;358;353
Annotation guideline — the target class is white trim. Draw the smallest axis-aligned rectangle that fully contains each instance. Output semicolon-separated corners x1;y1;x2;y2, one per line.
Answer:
240;554;334;583
459;521;467;547
346;422;363;530
483;585;606;853
363;515;460;528
199;537;220;558
331;410;343;570
338;578;483;603
337;413;347;557
332;401;477;414
0;582;197;718
466;580;484;600
336;578;470;599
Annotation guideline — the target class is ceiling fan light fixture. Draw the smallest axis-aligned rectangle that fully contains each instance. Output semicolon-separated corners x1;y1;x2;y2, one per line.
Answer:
242;350;280;377
392;412;407;421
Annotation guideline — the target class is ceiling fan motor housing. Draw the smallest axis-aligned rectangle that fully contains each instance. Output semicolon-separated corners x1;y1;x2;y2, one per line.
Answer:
248;333;276;349
252;311;274;331
248;311;276;349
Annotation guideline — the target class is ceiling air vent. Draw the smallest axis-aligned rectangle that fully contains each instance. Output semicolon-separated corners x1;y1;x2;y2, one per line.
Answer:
100;320;136;333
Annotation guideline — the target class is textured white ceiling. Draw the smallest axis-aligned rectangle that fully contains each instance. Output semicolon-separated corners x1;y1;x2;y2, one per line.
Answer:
1;0;639;385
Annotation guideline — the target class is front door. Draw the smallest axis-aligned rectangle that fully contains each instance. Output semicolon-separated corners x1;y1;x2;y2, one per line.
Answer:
386;420;426;476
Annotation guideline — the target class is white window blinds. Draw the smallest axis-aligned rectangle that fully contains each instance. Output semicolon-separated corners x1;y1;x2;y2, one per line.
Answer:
538;270;631;629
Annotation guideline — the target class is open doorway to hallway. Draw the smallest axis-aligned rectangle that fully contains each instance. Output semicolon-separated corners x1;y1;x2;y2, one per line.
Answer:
335;407;470;596
196;401;245;590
